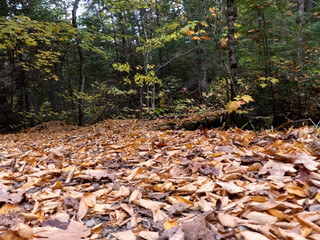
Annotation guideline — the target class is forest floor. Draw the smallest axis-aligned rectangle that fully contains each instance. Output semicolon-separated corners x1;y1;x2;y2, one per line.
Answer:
1;118;320;240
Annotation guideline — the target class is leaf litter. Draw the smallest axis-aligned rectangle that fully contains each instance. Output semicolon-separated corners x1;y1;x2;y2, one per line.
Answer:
1;120;320;239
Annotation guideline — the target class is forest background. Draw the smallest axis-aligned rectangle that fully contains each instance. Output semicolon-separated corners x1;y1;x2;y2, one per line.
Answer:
0;0;320;130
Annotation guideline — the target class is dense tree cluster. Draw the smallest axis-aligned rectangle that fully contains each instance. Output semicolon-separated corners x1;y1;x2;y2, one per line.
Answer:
0;0;319;129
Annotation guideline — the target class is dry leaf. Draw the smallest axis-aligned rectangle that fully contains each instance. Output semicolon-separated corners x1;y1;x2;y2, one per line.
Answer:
112;230;136;240
216;181;245;194
133;199;167;210
240;231;270;240
278;228;307;240
91;223;104;234
139;231;159;240
244;211;278;225
0;204;20;214
77;197;88;219
259;160;296;176
33;220;90;240
218;213;238;228
163;219;179;230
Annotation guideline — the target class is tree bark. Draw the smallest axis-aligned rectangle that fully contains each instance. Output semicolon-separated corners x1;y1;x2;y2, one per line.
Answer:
227;0;238;100
195;44;208;98
305;0;312;13
72;0;86;126
118;11;128;62
297;0;305;63
259;11;277;126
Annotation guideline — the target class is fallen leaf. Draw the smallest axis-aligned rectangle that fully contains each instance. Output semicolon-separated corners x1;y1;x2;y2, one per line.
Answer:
244;211;278;225
216;181;245;194
133;199;167;210
138;231;159;240
33;220;90;240
0;204;20;214
163;219;179;230
112;230;136;240
259;160;296;176
218;213;238;228
240;231;270;240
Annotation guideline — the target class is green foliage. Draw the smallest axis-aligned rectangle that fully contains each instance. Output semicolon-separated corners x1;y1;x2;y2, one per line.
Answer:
1;0;320;128
0;16;75;80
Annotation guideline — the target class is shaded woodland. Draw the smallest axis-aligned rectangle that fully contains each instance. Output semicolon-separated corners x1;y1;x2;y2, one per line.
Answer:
0;0;320;129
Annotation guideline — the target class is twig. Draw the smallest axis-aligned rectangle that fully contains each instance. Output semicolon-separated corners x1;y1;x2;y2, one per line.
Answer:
154;47;196;73
65;165;76;184
309;118;320;128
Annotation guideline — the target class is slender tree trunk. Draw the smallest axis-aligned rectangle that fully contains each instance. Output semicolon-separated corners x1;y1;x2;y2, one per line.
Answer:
16;52;30;115
118;11;128;62
155;0;164;78
72;0;86;126
259;11;277;126
297;0;305;63
195;44;208;98
296;0;305;118
305;0;312;12
227;0;238;100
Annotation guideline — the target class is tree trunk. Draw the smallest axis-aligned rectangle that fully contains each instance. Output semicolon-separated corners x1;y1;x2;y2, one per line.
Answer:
195;45;208;98
305;0;312;13
155;0;164;78
296;0;305;118
297;0;305;63
72;0;86;126
118;11;128;62
227;0;238;100
259;11;278;126
16;52;30;115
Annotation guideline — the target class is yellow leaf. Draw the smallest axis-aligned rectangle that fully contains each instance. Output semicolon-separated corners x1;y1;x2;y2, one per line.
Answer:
201;21;208;27
91;223;104;234
221;38;228;49
226;100;244;113
163;219;178;230
0;204;20;215
167;196;194;206
25;39;37;46
241;95;254;103
250;196;268;202
315;192;320;203
51;181;63;190
186;143;193;149
285;184;308;197
268;209;291;221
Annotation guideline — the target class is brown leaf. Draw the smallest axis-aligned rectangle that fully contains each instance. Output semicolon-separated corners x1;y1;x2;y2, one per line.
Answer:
240;231;270;240
259;160;296;176
112;230;136;240
33;220;90;240
217;213;238;228
83;169;115;181
244;211;278;225
294;153;319;171
139;231;159;240
216;181;245;194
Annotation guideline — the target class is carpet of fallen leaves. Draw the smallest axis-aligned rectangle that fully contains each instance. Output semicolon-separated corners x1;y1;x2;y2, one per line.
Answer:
1;119;320;240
